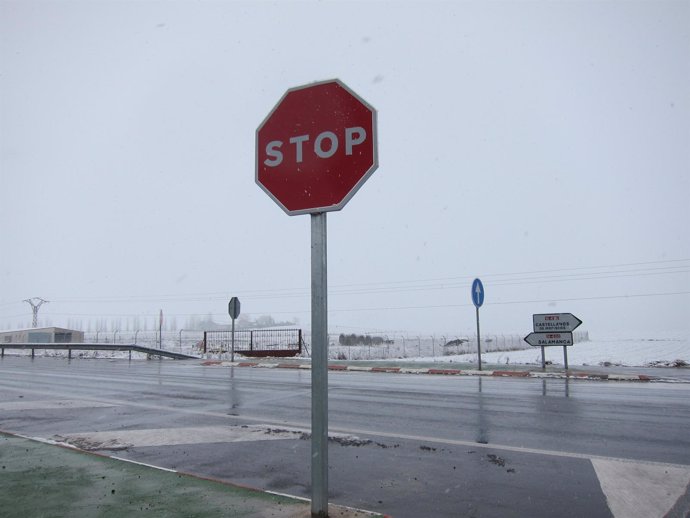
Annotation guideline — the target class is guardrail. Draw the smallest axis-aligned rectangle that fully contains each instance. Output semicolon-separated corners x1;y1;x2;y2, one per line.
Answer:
0;343;199;360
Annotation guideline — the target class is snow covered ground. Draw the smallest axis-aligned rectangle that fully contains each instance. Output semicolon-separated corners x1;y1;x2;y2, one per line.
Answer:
407;332;689;368
4;331;688;369
324;331;690;369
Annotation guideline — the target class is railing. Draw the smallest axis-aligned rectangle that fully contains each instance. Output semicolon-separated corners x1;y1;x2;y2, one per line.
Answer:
0;343;198;360
203;328;302;358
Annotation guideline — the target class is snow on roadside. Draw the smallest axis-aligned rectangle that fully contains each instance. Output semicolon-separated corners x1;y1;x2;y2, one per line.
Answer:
407;333;689;368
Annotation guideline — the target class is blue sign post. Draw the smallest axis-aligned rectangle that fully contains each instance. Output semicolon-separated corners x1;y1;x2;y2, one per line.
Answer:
472;278;484;308
471;278;484;371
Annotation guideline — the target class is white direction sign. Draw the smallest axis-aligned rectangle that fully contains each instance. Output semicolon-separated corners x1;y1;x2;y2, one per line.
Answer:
524;332;574;347
532;313;582;333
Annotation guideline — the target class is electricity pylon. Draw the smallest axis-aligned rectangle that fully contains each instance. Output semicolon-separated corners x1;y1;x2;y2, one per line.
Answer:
23;298;49;328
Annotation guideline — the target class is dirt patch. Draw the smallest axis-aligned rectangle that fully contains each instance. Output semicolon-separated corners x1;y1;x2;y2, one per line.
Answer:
297;432;384;448
53;435;130;451
486;454;506;467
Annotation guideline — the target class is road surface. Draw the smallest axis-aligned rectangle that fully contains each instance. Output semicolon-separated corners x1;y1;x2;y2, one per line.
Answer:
1;356;688;517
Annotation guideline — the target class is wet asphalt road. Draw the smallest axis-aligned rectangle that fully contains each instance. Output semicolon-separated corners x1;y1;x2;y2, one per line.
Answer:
1;356;689;517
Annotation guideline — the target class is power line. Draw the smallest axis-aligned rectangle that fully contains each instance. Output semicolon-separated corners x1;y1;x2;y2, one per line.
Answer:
3;260;687;307
323;258;690;289
1;259;687;320
26;289;690;320
326;290;690;314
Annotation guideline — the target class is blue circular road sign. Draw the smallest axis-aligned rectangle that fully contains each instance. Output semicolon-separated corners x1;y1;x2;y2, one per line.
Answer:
472;278;484;308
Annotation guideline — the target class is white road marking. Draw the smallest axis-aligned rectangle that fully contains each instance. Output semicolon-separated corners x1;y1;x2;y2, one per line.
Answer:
592;458;690;518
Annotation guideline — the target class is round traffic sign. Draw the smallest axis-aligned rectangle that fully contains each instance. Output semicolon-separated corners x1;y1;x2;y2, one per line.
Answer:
256;79;378;215
472;278;485;308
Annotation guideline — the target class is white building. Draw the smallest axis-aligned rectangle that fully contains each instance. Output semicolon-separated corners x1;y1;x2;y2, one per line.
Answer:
0;327;84;344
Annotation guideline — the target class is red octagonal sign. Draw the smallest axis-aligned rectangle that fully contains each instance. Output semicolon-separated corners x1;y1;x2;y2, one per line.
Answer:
256;79;378;215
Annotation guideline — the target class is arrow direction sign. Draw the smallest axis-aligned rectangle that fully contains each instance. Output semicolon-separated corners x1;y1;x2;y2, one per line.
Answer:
524;332;574;347
471;278;484;308
532;313;582;333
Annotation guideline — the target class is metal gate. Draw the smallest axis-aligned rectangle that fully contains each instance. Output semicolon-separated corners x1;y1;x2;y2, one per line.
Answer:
203;328;302;358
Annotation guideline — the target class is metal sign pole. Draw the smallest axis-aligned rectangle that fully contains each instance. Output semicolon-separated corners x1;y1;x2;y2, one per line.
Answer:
231;316;235;362
311;212;328;517
476;306;482;371
541;346;546;371
563;345;569;371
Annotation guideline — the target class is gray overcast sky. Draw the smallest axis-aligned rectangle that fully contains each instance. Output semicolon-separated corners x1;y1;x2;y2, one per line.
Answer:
1;0;688;337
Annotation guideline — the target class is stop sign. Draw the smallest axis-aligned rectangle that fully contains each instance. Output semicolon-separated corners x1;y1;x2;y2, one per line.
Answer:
256;79;378;215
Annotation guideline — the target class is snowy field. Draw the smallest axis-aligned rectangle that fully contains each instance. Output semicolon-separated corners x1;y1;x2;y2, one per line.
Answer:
316;331;689;368
409;333;690;368
3;331;688;369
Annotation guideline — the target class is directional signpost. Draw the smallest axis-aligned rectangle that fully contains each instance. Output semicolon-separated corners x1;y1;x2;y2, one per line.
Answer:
524;313;582;370
524;332;574;347
256;79;377;518
471;278;484;371
532;313;583;333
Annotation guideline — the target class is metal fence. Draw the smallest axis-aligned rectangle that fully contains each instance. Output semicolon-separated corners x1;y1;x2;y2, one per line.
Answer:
204;328;302;357
71;328;590;362
324;331;590;360
84;330;205;353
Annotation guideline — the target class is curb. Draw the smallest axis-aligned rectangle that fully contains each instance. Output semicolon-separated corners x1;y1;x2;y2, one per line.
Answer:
201;361;661;382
